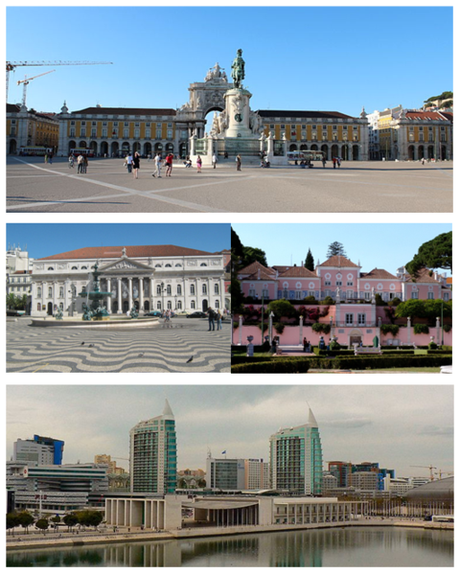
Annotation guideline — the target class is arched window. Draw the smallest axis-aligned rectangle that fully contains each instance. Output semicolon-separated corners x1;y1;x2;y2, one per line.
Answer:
48;286;53;298
177;285;182;295
177;300;182;309
166;285;172;295
59;302;64;310
47;267;54;271
71;266;78;270
202;284;207;295
214;283;219;294
200;263;207;267
167;300;172;309
37;303;41;311
175;264;182;268
191;300;196;309
59;287;64;298
157;301;162;309
165;264;172;268
37;287;42;297
215;300;220;308
82;266;87;270
190;284;195;295
156;285;162;295
155;264;161;268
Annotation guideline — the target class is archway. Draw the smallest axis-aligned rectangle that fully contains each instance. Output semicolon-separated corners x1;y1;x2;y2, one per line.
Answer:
122;142;130;155
321;144;329;160
331;144;339;158
408;145;415;161
47;302;53;315
112;301;118;314
154;142;163;154
310;144;318;151
68;140;76;154
348;329;363;347
144;300;150;311
300;144;308;152
133;141;141;154
111;141;119;157
417;145;424;160
9;139;17;154
341;145;349;160
441;146;447;160
123;300;129;312
90;140;98;155
100;141;109;156
144;142;152;157
352;145;359;160
427;145;434;159
79;140;87;148
179;142;188;159
165;142;174;154
202;299;208;312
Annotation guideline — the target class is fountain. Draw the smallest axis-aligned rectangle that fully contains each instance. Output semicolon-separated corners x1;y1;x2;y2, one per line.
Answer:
79;262;112;321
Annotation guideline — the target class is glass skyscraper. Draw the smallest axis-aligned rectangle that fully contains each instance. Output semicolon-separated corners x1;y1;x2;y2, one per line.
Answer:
269;408;323;495
129;399;177;494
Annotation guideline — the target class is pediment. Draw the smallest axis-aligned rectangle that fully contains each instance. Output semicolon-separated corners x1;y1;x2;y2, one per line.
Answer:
100;257;153;273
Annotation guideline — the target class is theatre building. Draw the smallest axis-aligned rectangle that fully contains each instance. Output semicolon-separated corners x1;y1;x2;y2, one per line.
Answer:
30;245;230;317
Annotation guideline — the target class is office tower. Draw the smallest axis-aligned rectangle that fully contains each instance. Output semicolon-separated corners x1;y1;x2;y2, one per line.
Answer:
13;435;64;466
269;408;322;495
129;399;177;494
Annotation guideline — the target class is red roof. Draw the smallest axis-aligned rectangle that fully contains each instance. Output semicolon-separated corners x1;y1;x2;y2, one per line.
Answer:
360;268;398;280
318;255;359;268
38;245;217;261
278;266;318;278
405;111;449;121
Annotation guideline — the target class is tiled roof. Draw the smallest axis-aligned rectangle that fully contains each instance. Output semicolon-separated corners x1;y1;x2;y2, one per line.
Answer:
38;245;217;261
71;107;177;116
360;268;398;280
318;255;359;268
405;111;449;121
7;103;20;113
278;266;318;278
245;270;277;281
257;109;357;120
409;268;445;284
238;260;275;276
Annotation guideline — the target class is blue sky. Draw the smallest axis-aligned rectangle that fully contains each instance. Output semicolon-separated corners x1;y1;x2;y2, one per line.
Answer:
6;223;230;259
232;223;452;276
6;6;453;117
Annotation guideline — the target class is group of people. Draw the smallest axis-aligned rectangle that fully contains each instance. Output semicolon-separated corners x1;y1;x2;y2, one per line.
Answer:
68;153;88;174
207;307;223;331
121;151;175;179
332;157;342;168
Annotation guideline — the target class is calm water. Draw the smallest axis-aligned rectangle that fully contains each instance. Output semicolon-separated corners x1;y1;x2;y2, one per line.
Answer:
7;527;453;567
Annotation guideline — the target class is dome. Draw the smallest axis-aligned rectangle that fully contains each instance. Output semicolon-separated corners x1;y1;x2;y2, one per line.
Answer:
405;476;454;503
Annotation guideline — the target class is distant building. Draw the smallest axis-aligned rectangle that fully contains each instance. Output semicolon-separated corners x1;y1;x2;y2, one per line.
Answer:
206;457;270;491
94;454;126;475
13;435;64;466
129;399;177;494
349;471;379;491
269;408;323;495
322;473;339;493
7;103;59;155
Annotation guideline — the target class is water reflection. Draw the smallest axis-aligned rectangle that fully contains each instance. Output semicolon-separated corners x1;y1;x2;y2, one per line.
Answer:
7;527;453;568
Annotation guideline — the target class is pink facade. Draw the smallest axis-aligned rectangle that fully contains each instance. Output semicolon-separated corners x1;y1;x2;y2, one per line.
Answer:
238;258;452;303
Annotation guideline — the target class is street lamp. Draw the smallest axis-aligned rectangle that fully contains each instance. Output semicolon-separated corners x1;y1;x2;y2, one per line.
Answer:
161;281;164;312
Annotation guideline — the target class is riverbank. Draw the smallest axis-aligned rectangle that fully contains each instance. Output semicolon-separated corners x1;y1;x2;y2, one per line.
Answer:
6;518;453;551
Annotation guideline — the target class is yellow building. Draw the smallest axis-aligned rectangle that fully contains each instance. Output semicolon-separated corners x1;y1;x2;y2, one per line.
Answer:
7;103;59;154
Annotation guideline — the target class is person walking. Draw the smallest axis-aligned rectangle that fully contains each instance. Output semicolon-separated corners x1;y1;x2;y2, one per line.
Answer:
236;154;242;171
337;157;341;168
77;154;84;174
82;154;88;173
152;153;162;178
132;152;140;178
322;157;327;168
127;153;133;173
68;154;74;169
216;309;222;330
196;155;202;173
212;153;217;169
332;157;337;169
165;153;173;177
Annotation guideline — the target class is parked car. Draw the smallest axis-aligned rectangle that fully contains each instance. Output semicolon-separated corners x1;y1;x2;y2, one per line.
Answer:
186;311;207;318
144;311;162;317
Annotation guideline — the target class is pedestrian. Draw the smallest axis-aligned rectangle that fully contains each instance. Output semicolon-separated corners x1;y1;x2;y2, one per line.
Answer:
212;153;217;169
337;157;341;168
77;154;84;174
196;155;202;173
207;308;215;331
303;337;308;352
165;152;173;177
236;154;242;171
44;153;48;164
152;153;162;177
332;157;337;169
322;157;327;168
127;153;133;173
147;153;152;162
82;155;88;173
48;152;53;165
68;154;74;168
216;309;222;330
132;151;140;179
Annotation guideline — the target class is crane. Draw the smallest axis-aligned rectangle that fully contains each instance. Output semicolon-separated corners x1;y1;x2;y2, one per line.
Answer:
17;69;55;108
410;465;437;481
6;60;113;101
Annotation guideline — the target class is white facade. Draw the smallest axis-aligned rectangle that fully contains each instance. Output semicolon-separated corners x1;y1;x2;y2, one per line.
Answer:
30;245;228;317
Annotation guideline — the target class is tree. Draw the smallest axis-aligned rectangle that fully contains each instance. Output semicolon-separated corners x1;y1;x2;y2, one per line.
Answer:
17;511;34;534
229;278;245;312
267;299;296;320
242;246;268;268
304;249;314;271
405;231;452;278
6;513;21;534
35;518;49;534
326;241;347;258
63;513;79;532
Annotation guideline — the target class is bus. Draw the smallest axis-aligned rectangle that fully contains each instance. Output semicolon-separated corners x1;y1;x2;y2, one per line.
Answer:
19;146;52;156
70;148;94;157
287;150;325;162
432;515;454;523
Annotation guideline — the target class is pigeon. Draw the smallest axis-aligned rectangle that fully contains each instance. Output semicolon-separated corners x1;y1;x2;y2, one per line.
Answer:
186;356;193;364
89;344;94;348
139;352;144;357
81;342;85;346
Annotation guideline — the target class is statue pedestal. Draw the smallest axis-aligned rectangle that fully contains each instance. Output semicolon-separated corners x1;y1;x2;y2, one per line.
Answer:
224;88;253;138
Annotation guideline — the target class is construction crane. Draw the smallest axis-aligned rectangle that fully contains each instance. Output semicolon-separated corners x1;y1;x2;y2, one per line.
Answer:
17;70;55;107
6;60;113;101
410;465;437;481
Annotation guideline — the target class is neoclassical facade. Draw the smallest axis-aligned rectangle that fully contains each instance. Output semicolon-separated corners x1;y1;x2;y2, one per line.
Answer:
31;245;230;317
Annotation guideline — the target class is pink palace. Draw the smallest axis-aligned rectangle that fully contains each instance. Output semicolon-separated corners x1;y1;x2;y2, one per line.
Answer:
238;255;452;303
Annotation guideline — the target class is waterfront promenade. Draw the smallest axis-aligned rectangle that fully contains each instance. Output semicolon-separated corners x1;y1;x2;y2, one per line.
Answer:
6;157;452;213
6;518;453;551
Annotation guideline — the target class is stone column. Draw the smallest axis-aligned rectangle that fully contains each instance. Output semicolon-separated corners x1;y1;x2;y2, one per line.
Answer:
436;316;440;346
238;315;243;345
107;278;112;314
139;277;144;313
299;315;304;345
407;316;411;345
118;277;122;314
128;277;133;310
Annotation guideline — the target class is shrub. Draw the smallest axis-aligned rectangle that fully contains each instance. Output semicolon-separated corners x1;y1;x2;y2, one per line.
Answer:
303;295;318;304
380;324;400;336
312;323;331;334
274;322;285;334
413;323;429;335
428;341;438;349
443;324;452;332
322;296;335;305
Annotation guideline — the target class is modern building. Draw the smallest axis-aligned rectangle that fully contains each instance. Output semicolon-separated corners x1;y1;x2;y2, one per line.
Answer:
328;461;394;491
30;244;230;317
94;454;126;475
129;400;177;495
13;435;64;466
6;245;34;307
7;103;59;155
206;457;270;491
6;461;109;513
269;408;323;495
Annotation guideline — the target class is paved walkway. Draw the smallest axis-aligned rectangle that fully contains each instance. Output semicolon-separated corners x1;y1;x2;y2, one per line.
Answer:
6;317;230;373
6;157;452;213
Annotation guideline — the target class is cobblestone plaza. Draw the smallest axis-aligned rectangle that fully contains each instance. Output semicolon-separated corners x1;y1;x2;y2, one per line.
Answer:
6;157;452;213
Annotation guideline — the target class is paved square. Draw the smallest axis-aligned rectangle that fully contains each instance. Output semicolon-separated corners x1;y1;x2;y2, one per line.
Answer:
6;317;230;373
6;157;452;213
